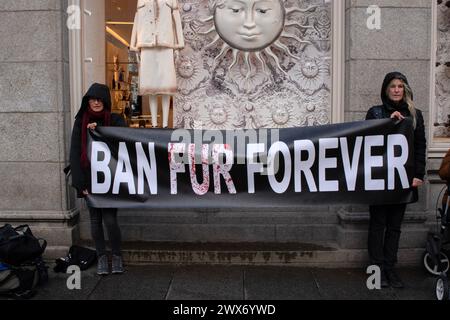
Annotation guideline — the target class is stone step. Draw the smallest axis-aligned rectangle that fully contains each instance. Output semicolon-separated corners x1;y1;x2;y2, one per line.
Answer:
71;241;425;268
80;222;338;243
79;210;340;243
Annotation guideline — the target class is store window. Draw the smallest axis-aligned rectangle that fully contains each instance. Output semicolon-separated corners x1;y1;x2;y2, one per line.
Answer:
105;0;150;127
96;0;339;129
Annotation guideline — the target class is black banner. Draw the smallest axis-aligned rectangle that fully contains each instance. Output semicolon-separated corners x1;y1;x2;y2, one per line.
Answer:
86;118;416;209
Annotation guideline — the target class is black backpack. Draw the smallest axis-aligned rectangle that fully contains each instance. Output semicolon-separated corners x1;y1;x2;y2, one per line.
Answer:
0;225;47;266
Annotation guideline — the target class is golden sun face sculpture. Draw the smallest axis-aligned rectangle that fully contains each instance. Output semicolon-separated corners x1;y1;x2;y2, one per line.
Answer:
199;0;316;77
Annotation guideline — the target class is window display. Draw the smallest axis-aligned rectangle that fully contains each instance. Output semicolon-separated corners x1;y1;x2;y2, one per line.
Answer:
105;0;333;129
130;0;185;128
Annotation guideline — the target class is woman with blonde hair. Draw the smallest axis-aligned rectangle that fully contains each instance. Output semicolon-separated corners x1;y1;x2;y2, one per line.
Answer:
365;72;426;288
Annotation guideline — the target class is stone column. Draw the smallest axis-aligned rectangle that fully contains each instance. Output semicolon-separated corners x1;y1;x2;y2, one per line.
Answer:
0;0;78;258
338;0;432;263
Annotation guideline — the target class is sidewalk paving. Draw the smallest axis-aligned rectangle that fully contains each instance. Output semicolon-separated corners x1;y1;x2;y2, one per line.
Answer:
14;265;438;300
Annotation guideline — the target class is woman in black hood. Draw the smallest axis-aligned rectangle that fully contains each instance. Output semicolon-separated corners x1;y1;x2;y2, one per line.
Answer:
365;72;426;288
69;83;126;276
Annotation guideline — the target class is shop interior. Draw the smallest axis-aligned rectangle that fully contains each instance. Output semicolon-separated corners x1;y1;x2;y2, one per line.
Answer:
105;0;174;128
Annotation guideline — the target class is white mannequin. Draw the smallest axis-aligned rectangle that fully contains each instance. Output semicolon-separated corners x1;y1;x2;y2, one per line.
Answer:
150;95;170;128
134;51;178;128
130;0;185;128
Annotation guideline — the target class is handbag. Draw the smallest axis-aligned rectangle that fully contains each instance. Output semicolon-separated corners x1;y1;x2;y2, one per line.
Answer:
0;225;47;266
54;245;97;273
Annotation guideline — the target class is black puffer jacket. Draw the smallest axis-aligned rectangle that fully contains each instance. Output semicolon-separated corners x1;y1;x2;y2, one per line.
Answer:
365;72;427;181
69;83;126;198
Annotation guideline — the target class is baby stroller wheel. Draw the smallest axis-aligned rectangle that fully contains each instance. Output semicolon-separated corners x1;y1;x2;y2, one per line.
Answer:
423;251;450;276
436;274;449;300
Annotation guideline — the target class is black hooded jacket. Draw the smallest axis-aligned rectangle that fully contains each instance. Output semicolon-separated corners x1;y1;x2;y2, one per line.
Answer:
69;83;126;197
366;72;426;181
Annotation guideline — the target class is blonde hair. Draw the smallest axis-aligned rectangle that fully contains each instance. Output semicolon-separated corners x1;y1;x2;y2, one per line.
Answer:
403;81;417;129
386;79;417;129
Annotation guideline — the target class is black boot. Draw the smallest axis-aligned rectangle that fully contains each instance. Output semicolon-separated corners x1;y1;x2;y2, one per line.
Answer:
380;268;390;288
385;268;404;289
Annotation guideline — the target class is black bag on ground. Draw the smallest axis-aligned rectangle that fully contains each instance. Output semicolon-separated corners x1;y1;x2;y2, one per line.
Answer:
33;256;49;286
54;245;97;273
0;224;47;266
0;264;40;300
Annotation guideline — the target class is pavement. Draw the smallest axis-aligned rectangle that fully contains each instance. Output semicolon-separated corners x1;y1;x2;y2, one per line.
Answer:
5;264;438;300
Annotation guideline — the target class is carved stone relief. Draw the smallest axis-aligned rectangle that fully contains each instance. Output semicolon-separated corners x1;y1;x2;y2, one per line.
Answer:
434;1;450;138
173;0;332;129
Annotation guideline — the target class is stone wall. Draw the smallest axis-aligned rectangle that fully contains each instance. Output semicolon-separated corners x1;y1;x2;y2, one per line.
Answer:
0;0;78;258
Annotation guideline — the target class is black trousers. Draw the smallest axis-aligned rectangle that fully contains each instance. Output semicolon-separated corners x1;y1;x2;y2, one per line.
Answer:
88;207;122;257
368;204;407;269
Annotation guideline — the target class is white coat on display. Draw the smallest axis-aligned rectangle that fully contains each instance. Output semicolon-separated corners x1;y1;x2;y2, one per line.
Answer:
130;0;185;127
130;0;184;51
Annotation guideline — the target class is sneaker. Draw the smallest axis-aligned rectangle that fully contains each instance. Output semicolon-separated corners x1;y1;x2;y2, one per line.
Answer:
386;268;404;289
97;255;109;275
111;255;124;274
